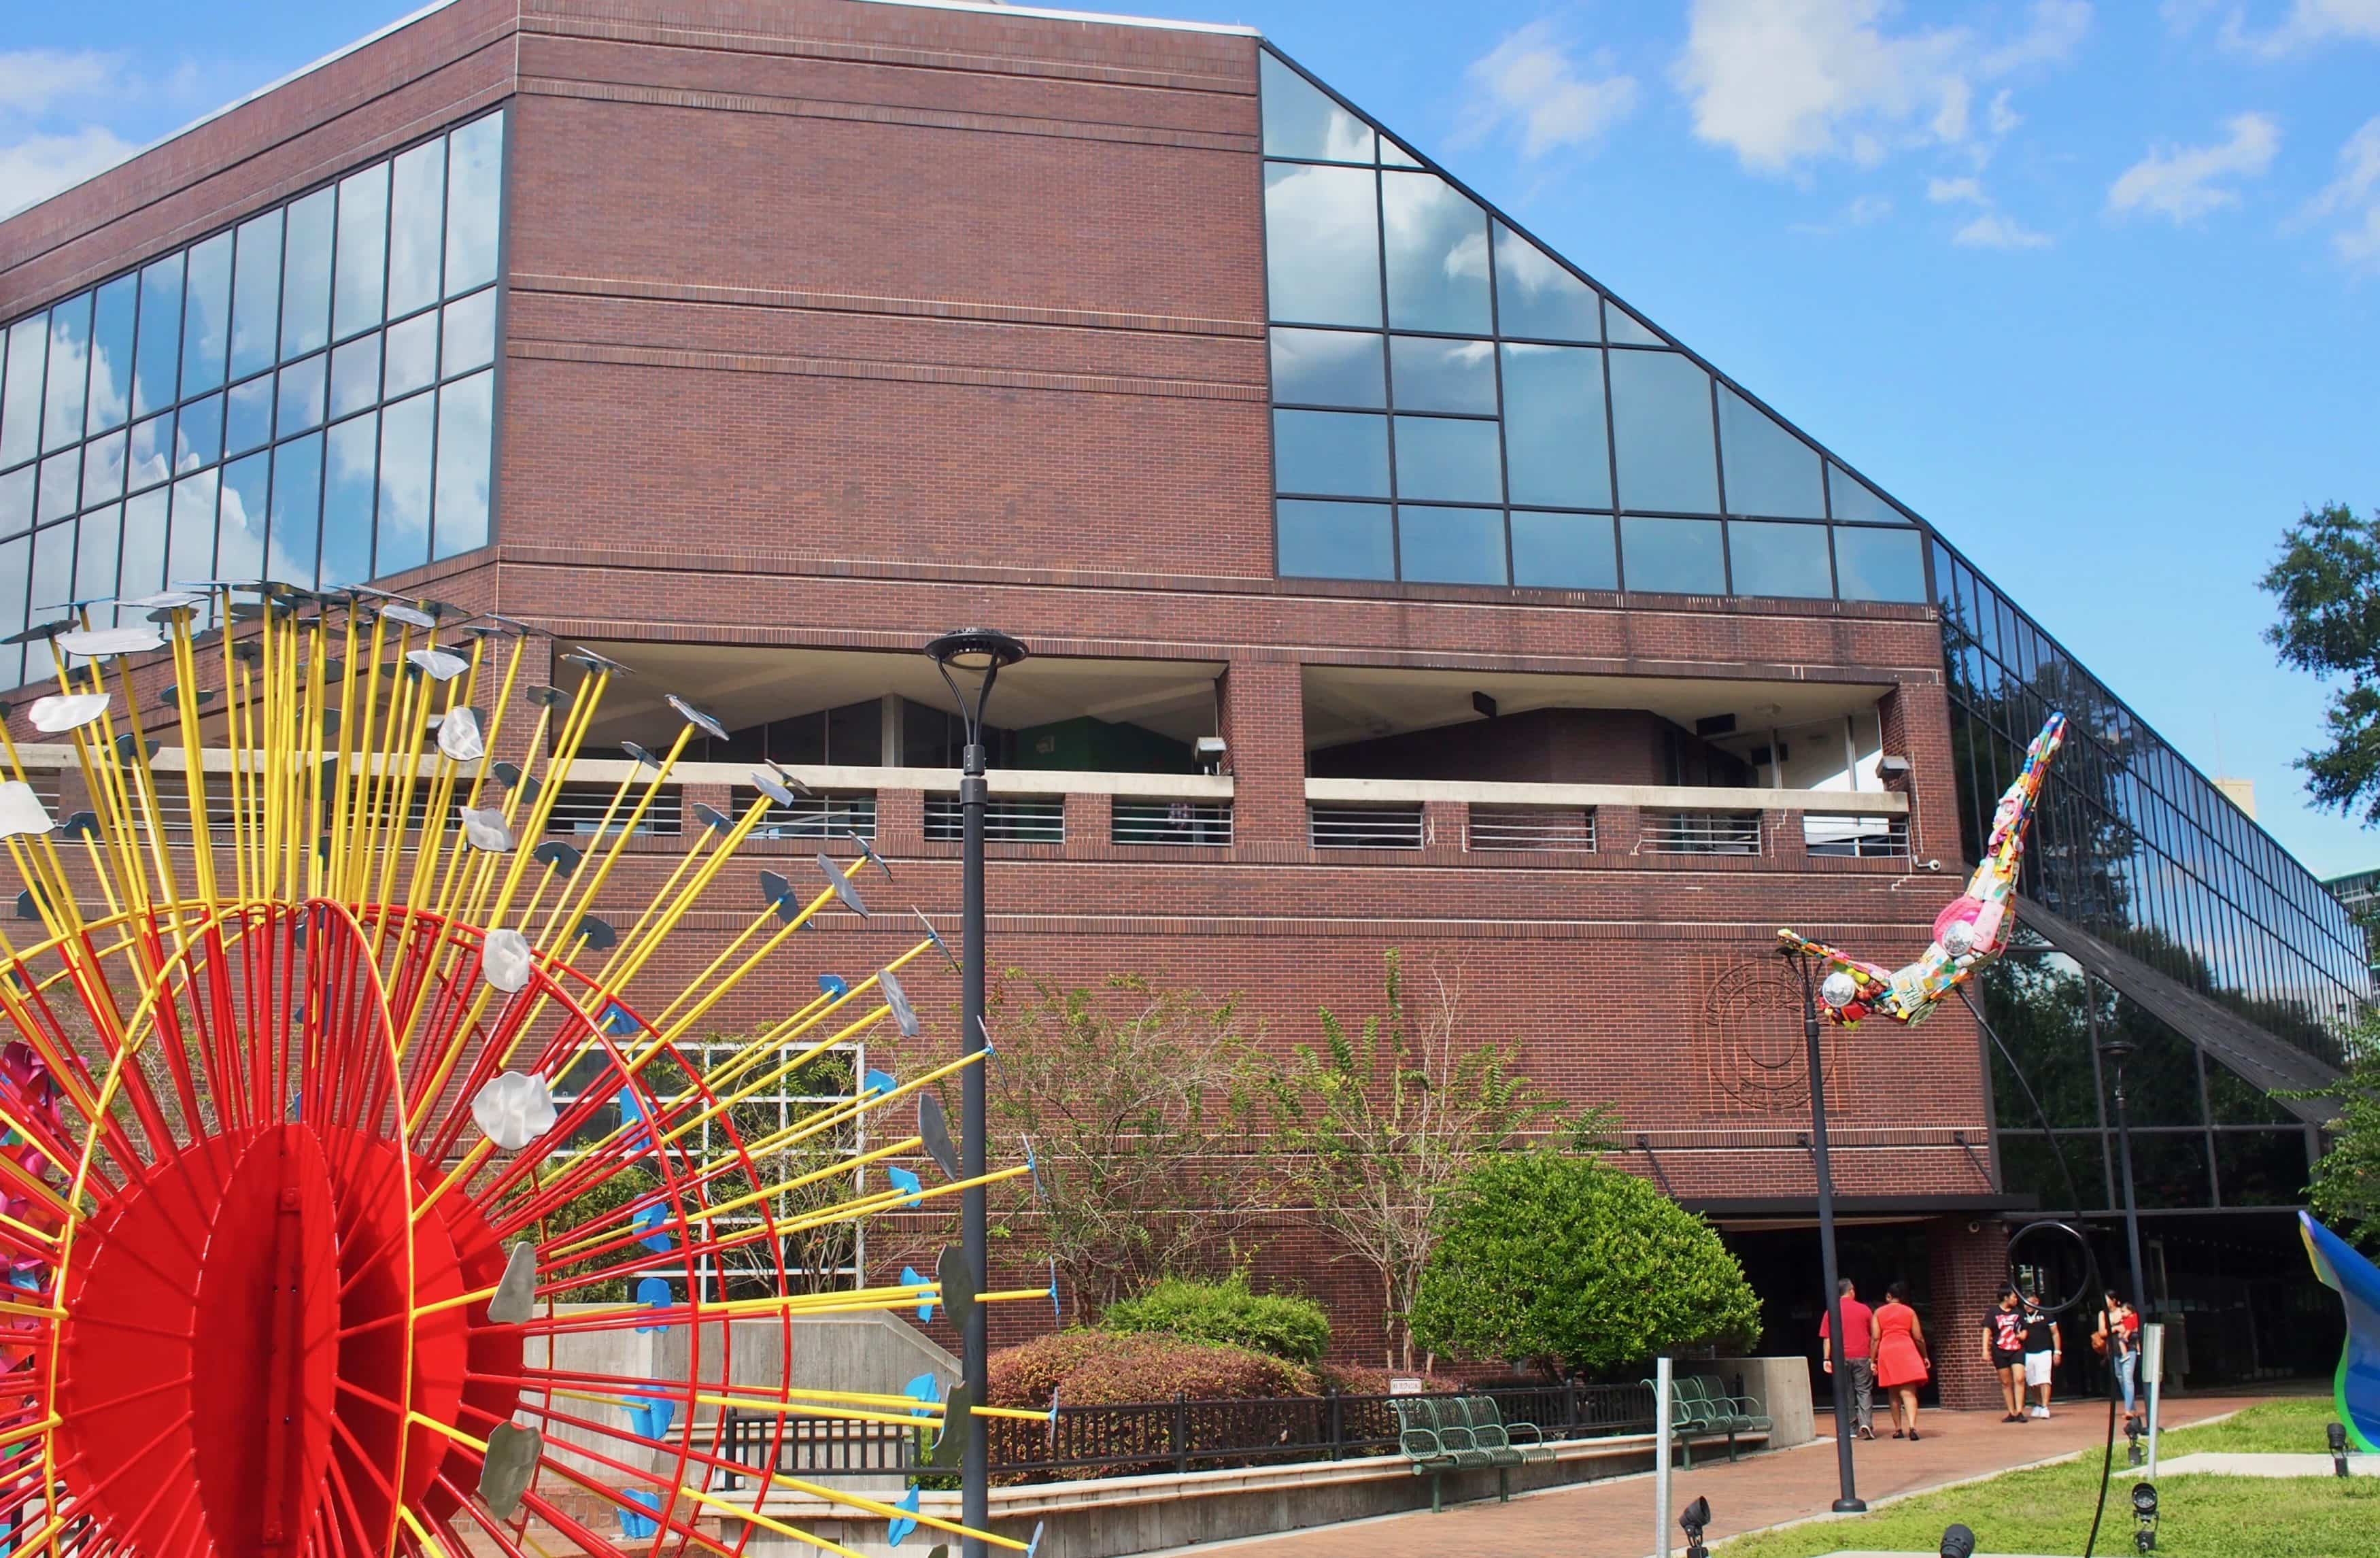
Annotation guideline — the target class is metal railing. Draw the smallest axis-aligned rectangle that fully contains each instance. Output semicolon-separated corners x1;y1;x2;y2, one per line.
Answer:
730;788;879;841
1112;800;1233;847
718;1412;917;1489
543;781;681;836
1467;805;1596;853
1642;811;1761;856
1310;804;1425;850
924;796;1064;844
1803;813;1910;858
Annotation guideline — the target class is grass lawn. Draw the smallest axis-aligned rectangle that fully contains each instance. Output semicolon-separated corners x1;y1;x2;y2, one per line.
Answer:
1716;1398;2377;1557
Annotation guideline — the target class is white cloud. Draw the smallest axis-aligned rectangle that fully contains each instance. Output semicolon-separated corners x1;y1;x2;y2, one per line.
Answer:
1672;0;2086;175
2304;116;2380;271
2107;112;2280;220
2232;0;2380;54
1927;175;1988;204
0;127;139;218
0;50;120;118
1458;21;1639;158
1847;192;1894;223
1955;211;2054;248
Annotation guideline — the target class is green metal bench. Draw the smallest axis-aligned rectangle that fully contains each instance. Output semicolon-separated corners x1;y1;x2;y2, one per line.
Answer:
1643;1376;1753;1468
1395;1397;1512;1513
1460;1395;1554;1461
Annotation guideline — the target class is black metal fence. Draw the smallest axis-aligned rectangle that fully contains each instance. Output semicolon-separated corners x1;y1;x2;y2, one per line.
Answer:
720;1381;1663;1487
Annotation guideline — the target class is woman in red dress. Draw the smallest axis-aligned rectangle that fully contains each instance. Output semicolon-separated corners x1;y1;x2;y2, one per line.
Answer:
1869;1281;1933;1440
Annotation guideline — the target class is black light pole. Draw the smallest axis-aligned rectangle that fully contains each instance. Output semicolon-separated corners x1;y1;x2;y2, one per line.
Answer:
925;628;1028;1558
1787;947;1865;1513
2090;979;2151;1343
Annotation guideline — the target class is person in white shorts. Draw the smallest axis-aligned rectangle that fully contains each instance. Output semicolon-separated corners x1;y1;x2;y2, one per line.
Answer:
2021;1300;2062;1418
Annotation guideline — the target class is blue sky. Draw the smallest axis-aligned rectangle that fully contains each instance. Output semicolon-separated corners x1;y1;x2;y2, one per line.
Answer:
5;0;2378;877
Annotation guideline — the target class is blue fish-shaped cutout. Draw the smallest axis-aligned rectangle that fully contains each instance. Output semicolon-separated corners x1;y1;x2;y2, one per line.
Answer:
902;1265;935;1322
820;973;849;998
619;1489;662;1539
617;1087;653;1152
634;1275;673;1334
625;1394;677;1441
632;1200;674;1253
864;1067;898;1098
887;1166;923;1206
887;1487;920;1546
904;1371;942;1415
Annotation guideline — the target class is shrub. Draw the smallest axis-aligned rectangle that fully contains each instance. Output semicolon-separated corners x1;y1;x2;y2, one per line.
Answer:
1408;1152;1761;1374
987;1330;1308;1408
1100;1274;1331;1364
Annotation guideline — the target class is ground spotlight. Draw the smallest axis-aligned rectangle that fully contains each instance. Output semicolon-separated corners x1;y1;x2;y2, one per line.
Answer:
2330;1420;2351;1478
1939;1523;1977;1558
2130;1480;2158;1553
2126;1412;2145;1468
1679;1495;1711;1558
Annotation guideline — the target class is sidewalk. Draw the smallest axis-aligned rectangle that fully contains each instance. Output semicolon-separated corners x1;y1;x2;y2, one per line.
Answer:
1142;1393;2275;1558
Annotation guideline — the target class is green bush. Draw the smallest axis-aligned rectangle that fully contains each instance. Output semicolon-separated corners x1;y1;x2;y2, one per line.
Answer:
1100;1274;1331;1364
1408;1151;1761;1374
987;1330;1309;1407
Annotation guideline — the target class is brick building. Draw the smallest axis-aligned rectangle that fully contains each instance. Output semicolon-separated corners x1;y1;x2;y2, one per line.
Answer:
1;0;2366;1412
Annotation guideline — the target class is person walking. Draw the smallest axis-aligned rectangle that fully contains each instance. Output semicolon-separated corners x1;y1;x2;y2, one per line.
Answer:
1983;1287;2027;1422
2022;1296;2062;1419
1820;1277;1877;1440
1871;1281;1931;1440
2094;1289;2143;1430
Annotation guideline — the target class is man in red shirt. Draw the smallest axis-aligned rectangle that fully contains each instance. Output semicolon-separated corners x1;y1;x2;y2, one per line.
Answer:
1820;1277;1877;1440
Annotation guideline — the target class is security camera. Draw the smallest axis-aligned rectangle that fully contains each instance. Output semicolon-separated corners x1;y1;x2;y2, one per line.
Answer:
1922;858;1943;872
1194;736;1227;775
1967;1221;1983;1235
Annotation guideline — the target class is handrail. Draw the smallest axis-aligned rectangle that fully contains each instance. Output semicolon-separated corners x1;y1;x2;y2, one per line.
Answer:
1306;776;1905;813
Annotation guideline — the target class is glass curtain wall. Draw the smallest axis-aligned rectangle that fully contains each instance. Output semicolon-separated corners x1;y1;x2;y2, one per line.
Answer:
0;107;506;687
1257;51;1926;602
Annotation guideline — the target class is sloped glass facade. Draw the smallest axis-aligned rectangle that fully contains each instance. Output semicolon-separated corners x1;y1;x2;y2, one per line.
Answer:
0;107;505;686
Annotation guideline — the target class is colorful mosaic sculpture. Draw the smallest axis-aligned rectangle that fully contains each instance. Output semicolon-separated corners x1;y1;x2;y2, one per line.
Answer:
1780;712;2067;1027
2301;1210;2380;1453
0;585;1048;1557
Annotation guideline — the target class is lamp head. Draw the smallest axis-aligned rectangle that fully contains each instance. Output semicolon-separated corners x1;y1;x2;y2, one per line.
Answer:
1939;1525;1977;1558
2098;1032;2140;1064
923;628;1027;675
2330;1420;2349;1455
2130;1481;2157;1517
1679;1497;1710;1534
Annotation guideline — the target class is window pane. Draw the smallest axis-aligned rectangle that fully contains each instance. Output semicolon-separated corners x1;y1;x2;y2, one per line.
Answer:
277;354;327;438
280;187;335;360
1388;336;1495;413
1259;51;1375;163
375;391;435;576
75;504;120;606
1605;302;1663;345
388;139;447;319
2128;1132;2212;1210
42;292;91;453
216;452;269;581
444;112;505;297
1274;409;1388;497
120;487;168;599
1609;350;1718;513
1381;171;1489;334
82;429;126;507
1833;526;1928;602
1718;386;1823;518
30;522;72;620
181;233;233;399
1493;222;1599;341
229;211;283;382
335;162;391;340
330;335;381;420
133;254;182;419
1622;515;1724;594
1727;521;1833;598
432;369;493;559
1263;163;1379;327
1828;462;1908;524
1276;498;1393;579
441;288;496;377
2212;1130;2309;1206
175;393;223;473
269;432;323;588
1397;505;1505;585
1270;328;1383;408
226;375;275;456
1392;415;1501;502
169;471;219;584
1511;510;1616;590
384;311;439;399
321;413;377;588
2;318;46;468
87;275;136;435
0;537;25;690
1500;343;1609;509
127;413;173;492
0;468;26;540
37;453;78;525
1380;138;1421;167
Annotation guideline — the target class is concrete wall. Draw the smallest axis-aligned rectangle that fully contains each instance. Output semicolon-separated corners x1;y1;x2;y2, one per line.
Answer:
1705;1357;1815;1449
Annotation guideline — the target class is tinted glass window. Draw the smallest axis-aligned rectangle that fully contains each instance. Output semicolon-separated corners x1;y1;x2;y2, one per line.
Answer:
375;391;435;575
1510;511;1616;590
281;188;335;362
1605;303;1663;345
180;233;233;399
1393;415;1501;503
1718;386;1824;518
433;371;494;558
1389;336;1496;413
384;311;439;400
444;114;505;297
0;468;26;540
320;413;377;589
269;432;323;587
120;487;168;599
1829;461;1907;524
133;255;182;420
37;454;77;525
1499;343;1608;509
1609;352;1717;513
1492;223;1598;341
1621;515;1724;594
1277;498;1393;579
216;452;270;581
1265;164;1380;327
1397;505;1506;586
229;211;282;382
1381;172;1491;334
388;139;447;319
1270;328;1384;407
75;503;118;605
1274;409;1389;497
175;393;224;473
82;429;126;507
277;355;327;438
330;335;381;420
1727;520;1832;598
441;289;497;377
226;375;275;456
87;275;136;435
30;522;73;620
335;163;392;341
1;320;46;468
42;292;91;453
1834;526;1927;602
1260;51;1375;163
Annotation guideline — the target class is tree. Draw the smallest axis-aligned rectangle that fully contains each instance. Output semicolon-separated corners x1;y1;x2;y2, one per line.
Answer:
1267;949;1597;1370
946;970;1271;1311
1408;1151;1761;1376
2298;1019;2380;1251
2262;501;2380;824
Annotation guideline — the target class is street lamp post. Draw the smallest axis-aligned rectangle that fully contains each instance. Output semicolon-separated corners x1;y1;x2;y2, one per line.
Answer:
2090;977;2151;1357
925;628;1029;1558
1786;948;1866;1514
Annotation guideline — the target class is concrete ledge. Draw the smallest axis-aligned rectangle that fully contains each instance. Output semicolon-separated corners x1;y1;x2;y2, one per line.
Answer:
2154;1451;2378;1478
723;1429;1769;1558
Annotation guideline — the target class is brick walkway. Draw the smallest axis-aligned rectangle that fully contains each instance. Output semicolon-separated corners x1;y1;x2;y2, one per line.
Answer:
1144;1393;2275;1558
